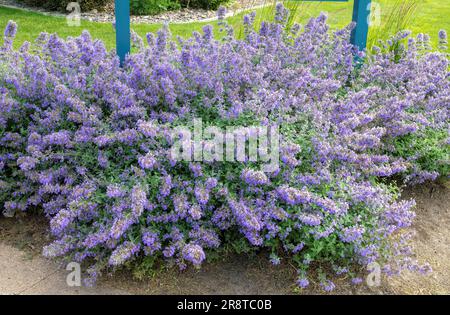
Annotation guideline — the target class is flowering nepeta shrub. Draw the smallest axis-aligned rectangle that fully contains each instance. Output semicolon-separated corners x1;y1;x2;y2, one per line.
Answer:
1;5;448;289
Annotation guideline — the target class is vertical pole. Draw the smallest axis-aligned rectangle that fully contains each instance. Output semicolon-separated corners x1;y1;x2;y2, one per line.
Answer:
115;0;130;66
350;0;371;51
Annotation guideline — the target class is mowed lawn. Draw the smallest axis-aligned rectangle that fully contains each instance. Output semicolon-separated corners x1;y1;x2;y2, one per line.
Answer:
0;0;449;50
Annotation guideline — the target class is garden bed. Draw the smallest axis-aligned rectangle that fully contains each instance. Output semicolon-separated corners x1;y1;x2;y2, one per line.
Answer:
0;4;449;293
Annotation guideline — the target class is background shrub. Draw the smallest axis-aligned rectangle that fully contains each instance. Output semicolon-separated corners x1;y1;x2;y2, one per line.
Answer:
18;0;110;12
130;0;230;15
179;0;229;10
18;0;230;14
130;0;180;16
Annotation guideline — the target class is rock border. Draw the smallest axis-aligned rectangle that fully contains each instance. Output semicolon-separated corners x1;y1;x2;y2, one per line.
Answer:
0;0;270;24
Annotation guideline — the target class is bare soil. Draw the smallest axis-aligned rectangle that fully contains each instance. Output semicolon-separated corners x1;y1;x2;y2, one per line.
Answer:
0;180;448;295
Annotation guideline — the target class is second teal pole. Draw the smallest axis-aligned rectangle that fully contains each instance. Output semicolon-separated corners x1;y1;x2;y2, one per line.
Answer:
115;0;130;66
350;0;371;51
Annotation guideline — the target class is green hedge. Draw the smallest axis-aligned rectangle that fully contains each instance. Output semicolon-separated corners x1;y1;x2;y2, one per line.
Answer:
18;0;230;15
131;0;229;15
18;0;110;12
180;0;229;10
130;0;180;16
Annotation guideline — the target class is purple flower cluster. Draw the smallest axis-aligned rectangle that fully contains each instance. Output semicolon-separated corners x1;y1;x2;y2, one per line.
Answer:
241;169;269;186
109;241;141;266
138;153;157;170
182;243;206;266
142;230;161;255
0;5;447;291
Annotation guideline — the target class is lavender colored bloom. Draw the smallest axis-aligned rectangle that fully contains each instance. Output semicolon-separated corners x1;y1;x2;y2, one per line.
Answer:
269;253;281;265
142;231;161;255
42;237;73;258
189;163;203;178
418;263;433;275
292;243;305;254
131;185;146;218
351;277;363;285
17;156;38;171
106;184;126;199
160;175;172;197
189;204;203;220
116;129;139;145
205;177;218;190
298;213;322;226
241;169;269;186
203;25;213;42
321;280;336;292
194;185;209;205
94;135;114;147
137;120;158;138
340;226;365;243
163;245;176;258
212;206;233;230
82;229;108;249
217;7;227;20
44;131;71;146
138;152;157;170
313;197;340;214
173;193;189;214
229;199;262;236
438;30;448;50
98;151;109;168
182;243;206;266
50;209;74;235
275;3;288;23
189;226;220;248
296;277;309;289
4;20;17;38
277;186;312;205
109;241;140;266
110;215;133;239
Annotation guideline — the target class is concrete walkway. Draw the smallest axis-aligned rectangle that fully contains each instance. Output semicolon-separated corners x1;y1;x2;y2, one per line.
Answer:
0;243;125;295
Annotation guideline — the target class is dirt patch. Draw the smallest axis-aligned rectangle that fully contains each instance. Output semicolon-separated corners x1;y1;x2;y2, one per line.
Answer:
0;180;448;294
106;253;297;295
0;214;50;259
102;256;391;295
384;180;450;294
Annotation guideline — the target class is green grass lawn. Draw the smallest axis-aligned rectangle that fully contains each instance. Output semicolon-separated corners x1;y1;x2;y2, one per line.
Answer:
0;0;449;50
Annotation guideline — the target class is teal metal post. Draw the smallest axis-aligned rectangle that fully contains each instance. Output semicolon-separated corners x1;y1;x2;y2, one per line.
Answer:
115;0;130;66
350;0;371;51
299;1;371;50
